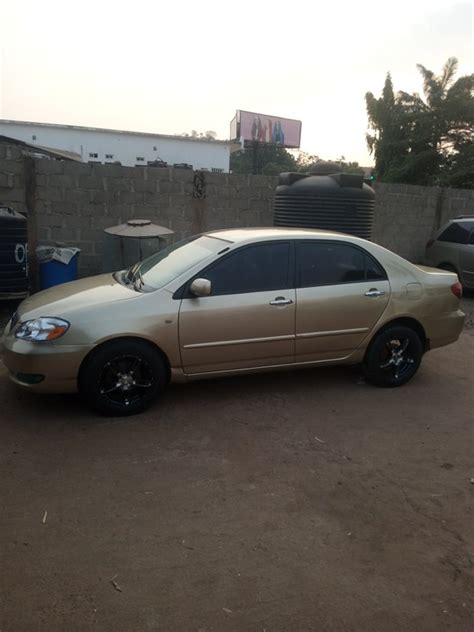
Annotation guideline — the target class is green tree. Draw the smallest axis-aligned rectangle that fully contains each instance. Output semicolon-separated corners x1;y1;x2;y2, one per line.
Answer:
365;73;410;181
181;130;217;140
230;145;297;175
337;161;365;175
295;153;365;175
231;147;365;176
366;58;474;187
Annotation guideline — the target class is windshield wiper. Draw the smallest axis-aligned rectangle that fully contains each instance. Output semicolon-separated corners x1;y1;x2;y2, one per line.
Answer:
133;267;145;292
120;264;144;291
125;263;139;284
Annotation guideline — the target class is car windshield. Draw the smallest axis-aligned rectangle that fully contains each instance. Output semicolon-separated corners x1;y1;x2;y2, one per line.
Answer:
127;235;229;290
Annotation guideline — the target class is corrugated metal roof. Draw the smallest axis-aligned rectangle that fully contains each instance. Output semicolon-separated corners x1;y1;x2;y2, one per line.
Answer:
0;135;82;161
0;119;234;147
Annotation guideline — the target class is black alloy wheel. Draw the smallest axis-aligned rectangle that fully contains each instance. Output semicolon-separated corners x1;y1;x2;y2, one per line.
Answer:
363;325;423;387
98;354;155;409
79;340;166;415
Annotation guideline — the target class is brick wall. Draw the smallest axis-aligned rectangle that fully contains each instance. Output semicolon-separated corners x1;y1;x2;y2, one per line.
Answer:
34;163;275;276
0;147;275;277
372;183;474;261
1;144;473;278
0;143;26;211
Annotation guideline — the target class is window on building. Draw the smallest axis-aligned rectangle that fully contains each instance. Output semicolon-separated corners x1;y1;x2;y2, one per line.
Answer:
32;135;36;141
153;146;157;151
136;156;145;162
89;152;98;159
105;154;114;160
211;168;224;173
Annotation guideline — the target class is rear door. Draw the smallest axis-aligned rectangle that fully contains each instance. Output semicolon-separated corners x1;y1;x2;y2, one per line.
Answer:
295;240;390;363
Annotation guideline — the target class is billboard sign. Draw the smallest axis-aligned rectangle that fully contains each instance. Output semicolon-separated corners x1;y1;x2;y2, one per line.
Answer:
230;110;302;149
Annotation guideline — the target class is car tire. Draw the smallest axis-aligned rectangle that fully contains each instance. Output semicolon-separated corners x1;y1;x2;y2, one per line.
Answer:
362;325;423;388
78;339;167;416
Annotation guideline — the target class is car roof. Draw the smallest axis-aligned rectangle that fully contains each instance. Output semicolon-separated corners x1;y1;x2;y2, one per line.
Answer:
206;227;362;243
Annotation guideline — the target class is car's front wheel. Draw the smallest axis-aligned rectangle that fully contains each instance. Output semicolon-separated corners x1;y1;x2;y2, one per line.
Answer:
363;325;423;387
78;339;167;416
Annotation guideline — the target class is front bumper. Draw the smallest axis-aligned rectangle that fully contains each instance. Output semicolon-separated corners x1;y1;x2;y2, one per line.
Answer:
1;324;91;393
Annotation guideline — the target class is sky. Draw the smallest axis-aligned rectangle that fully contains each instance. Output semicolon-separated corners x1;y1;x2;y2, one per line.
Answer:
0;0;472;165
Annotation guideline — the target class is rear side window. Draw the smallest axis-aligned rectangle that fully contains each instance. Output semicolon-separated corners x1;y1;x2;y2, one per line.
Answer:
438;222;471;245
297;241;386;288
201;242;291;296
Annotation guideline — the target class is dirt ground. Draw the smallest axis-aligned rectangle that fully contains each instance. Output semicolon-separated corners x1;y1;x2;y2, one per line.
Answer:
0;300;473;632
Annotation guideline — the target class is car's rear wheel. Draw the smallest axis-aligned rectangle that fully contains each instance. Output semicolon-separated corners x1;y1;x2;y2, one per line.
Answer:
363;325;423;387
78;339;167;416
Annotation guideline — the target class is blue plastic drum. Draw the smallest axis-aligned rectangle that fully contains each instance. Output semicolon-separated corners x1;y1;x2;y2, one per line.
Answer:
39;253;80;290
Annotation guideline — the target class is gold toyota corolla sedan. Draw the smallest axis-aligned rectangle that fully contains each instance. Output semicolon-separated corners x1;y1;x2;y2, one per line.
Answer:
1;228;465;415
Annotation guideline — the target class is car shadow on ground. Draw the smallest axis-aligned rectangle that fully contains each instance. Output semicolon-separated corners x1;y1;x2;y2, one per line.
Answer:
2;357;448;438
2;363;366;427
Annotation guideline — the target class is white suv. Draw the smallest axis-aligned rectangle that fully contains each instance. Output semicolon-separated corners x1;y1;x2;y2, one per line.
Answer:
425;216;474;291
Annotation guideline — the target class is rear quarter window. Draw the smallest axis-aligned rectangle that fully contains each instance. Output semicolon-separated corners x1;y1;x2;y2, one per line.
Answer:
438;222;471;245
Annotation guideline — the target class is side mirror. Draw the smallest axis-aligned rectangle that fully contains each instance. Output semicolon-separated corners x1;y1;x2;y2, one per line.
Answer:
190;278;211;297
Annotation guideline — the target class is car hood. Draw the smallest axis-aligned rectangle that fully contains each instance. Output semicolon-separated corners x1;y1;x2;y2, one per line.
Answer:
17;273;138;321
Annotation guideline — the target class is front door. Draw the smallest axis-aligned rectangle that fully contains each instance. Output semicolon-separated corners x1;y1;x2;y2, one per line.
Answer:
295;241;390;363
179;241;295;374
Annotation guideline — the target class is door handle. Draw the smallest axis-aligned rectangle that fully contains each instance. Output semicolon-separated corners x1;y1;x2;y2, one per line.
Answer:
365;289;386;298
270;297;294;306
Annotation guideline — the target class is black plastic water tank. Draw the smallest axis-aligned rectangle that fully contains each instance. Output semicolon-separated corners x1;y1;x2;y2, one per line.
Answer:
0;206;28;297
274;172;375;239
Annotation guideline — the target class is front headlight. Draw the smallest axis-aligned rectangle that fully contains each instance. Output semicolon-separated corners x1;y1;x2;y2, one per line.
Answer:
15;317;70;342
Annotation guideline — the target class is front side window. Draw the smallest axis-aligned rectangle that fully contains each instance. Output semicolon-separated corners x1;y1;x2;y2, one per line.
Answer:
201;242;290;296
297;242;386;288
438;222;471;244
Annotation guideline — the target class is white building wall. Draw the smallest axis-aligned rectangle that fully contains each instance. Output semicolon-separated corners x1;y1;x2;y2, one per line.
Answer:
0;121;231;171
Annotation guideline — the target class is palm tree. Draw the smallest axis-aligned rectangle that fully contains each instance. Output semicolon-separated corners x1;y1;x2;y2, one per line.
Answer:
417;57;459;108
366;58;474;186
413;57;473;152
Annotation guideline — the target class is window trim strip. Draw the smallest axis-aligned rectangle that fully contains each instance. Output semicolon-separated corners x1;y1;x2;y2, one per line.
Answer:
183;333;295;349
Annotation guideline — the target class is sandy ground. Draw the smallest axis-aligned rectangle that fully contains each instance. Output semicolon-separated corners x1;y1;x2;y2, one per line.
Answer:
0;299;473;632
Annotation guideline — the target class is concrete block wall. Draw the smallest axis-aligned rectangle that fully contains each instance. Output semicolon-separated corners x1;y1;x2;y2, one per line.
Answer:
0;144;26;212
2;143;474;278
32;161;276;277
372;183;474;261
